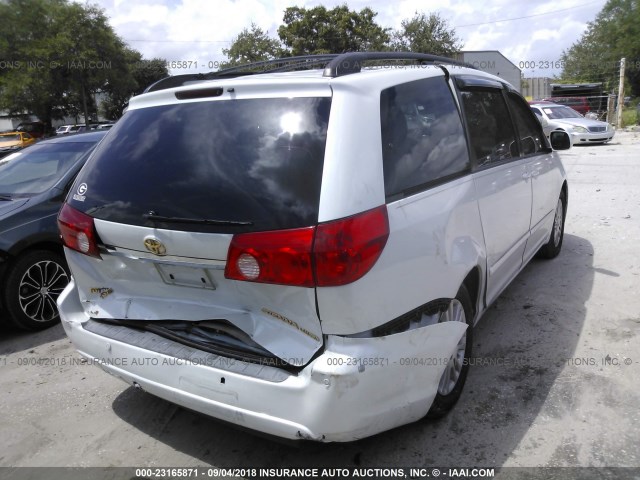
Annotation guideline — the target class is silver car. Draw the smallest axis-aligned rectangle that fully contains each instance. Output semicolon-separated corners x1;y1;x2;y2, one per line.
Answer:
531;102;614;145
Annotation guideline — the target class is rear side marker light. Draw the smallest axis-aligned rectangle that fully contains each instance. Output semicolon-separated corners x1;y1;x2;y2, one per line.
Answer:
58;203;102;258
225;206;389;287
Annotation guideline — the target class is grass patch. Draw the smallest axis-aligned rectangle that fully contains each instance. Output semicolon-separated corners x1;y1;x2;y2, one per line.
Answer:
621;107;637;127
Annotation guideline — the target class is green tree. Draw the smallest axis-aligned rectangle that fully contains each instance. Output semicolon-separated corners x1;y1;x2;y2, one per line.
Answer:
0;0;69;127
100;50;168;119
277;5;390;55
132;58;169;92
220;23;283;69
0;0;162;127
391;13;462;56
560;0;640;96
59;2;132;125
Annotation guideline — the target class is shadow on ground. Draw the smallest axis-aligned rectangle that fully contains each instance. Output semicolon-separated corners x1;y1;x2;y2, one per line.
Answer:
0;316;67;355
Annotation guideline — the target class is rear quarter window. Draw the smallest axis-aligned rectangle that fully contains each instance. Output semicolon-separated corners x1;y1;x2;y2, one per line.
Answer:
380;76;470;199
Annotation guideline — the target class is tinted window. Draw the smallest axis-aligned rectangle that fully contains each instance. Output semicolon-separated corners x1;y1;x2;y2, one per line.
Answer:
69;97;330;233
0;141;96;195
507;93;546;155
380;77;469;198
460;89;518;165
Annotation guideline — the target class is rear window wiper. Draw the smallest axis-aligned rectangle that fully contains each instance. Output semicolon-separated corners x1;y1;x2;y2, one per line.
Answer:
143;212;253;226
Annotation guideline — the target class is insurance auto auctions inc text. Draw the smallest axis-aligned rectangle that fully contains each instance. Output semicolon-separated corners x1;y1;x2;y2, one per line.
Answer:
247;467;495;478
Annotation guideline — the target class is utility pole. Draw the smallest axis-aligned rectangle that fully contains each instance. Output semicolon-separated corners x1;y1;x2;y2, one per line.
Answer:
616;58;625;127
607;94;616;124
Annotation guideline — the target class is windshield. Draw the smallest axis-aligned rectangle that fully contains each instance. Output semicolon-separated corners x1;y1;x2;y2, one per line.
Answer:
0;141;97;195
0;134;21;143
543;106;583;120
69;96;331;233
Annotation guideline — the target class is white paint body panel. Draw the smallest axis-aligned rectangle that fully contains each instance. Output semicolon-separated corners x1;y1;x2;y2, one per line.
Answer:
95;218;232;261
473;153;566;306
317;176;485;335
526;154;566;260
472;159;533;306
67;224;323;364
130;79;333;110
59;280;467;442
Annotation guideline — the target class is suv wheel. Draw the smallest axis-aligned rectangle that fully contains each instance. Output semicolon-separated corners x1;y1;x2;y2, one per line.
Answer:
428;285;473;418
2;250;70;330
537;193;566;259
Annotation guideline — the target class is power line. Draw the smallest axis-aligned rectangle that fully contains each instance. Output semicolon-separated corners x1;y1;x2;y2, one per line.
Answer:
452;0;605;28
125;39;231;44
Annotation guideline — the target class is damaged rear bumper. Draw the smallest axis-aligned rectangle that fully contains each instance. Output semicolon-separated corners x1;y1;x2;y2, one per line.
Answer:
58;279;467;442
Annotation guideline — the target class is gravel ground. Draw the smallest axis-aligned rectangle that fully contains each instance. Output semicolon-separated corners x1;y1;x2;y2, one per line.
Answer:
1;130;639;474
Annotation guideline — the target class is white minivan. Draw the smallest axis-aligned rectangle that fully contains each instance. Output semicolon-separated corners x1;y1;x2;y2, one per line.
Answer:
57;52;570;442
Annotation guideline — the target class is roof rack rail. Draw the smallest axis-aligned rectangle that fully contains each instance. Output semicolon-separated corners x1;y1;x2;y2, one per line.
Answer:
144;54;340;93
216;54;339;76
143;52;474;93
322;52;475;77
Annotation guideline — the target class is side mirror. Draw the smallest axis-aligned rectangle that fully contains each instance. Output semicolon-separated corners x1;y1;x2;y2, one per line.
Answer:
550;131;571;150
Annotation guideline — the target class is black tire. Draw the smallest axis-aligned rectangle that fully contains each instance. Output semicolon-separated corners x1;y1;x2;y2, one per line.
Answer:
537;192;566;259
2;250;70;331
427;284;473;418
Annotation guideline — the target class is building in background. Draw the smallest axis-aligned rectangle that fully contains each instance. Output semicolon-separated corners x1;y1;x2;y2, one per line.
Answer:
0;112;37;132
0;91;112;134
456;51;522;93
522;77;552;100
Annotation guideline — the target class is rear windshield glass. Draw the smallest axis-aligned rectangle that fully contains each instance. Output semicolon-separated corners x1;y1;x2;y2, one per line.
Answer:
69;97;331;233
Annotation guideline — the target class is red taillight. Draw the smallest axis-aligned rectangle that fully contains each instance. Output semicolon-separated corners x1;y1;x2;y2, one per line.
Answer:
224;206;389;287
58;203;101;258
225;227;315;287
314;205;389;286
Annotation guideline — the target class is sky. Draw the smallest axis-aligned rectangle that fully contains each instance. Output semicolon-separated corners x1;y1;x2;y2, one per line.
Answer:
92;0;607;78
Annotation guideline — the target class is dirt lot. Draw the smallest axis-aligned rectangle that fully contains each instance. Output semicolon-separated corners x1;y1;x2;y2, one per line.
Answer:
1;131;639;474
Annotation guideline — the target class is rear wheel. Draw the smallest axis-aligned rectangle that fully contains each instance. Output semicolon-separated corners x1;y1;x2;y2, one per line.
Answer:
427;285;473;418
2;250;70;330
538;193;566;259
